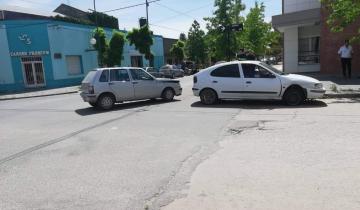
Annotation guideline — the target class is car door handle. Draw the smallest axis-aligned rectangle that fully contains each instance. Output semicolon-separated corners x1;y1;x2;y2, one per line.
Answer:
246;81;252;84
132;81;139;84
212;81;218;83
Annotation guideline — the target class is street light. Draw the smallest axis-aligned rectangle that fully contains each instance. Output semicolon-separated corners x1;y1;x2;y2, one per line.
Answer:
90;37;97;45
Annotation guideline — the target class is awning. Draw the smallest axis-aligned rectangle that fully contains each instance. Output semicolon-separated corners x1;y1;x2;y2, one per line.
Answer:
272;8;321;29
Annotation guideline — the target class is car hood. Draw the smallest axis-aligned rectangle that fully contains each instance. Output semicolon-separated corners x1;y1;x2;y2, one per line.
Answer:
156;78;180;83
282;74;320;83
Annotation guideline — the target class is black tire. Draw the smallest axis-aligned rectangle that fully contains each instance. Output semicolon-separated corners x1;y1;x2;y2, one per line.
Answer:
97;94;115;110
162;88;175;101
89;102;97;107
200;89;218;105
283;87;305;106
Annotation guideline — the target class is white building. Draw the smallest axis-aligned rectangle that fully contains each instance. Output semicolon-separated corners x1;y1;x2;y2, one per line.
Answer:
272;0;321;73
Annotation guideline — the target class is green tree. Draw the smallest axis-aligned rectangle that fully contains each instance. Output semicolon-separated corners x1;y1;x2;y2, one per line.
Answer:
321;0;360;42
92;27;108;67
185;20;207;64
240;2;279;56
170;41;185;63
204;0;245;61
107;31;126;67
126;26;154;60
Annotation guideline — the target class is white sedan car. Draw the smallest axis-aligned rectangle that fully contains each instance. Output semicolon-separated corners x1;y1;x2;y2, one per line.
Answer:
192;61;326;106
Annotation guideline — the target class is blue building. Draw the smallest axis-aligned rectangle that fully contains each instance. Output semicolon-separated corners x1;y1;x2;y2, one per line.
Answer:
0;10;165;92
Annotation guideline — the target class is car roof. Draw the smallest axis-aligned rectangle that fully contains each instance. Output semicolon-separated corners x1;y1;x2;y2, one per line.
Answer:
94;67;144;71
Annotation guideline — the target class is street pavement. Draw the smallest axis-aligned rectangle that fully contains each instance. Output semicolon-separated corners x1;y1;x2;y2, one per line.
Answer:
0;76;360;210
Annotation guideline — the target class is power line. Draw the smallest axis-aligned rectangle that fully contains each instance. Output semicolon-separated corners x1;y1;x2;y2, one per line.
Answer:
102;0;160;13
154;2;195;19
152;3;213;24
149;23;184;32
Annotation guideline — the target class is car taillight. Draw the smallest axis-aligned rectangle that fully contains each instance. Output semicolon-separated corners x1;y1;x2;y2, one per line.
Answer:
193;76;197;83
89;85;94;94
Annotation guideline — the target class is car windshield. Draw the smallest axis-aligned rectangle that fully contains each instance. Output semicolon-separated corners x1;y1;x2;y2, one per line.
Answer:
82;70;97;83
259;62;287;75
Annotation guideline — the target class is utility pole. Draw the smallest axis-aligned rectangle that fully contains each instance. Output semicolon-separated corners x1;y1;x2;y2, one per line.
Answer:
93;0;102;66
146;0;149;26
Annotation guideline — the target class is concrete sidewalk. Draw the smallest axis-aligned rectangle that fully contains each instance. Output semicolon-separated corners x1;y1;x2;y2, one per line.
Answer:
0;86;80;101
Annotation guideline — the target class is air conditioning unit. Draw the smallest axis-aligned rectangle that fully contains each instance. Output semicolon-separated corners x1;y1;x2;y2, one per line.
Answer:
0;11;4;20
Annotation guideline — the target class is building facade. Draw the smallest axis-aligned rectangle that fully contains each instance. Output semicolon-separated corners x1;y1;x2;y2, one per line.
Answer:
0;15;164;92
272;0;359;76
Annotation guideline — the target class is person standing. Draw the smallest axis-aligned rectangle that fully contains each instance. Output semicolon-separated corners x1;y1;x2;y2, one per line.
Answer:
338;40;354;79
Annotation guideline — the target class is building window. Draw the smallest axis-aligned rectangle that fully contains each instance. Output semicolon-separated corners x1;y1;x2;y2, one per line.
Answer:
66;55;82;75
131;56;143;67
298;37;320;65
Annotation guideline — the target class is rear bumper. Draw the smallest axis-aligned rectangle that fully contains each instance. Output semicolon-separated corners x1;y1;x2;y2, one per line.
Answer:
192;88;200;96
80;92;98;103
307;88;326;99
175;87;182;96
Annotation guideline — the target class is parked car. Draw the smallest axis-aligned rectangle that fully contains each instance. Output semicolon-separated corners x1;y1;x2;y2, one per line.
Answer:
192;61;326;106
144;67;164;78
80;67;182;110
159;65;184;78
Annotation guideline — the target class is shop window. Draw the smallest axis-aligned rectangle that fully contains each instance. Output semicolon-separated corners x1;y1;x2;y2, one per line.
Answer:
298;37;320;65
66;55;82;75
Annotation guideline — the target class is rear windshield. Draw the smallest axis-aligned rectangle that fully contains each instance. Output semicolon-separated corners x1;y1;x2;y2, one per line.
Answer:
82;70;97;83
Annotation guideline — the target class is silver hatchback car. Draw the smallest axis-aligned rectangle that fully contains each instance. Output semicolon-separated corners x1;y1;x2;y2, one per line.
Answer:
80;67;182;110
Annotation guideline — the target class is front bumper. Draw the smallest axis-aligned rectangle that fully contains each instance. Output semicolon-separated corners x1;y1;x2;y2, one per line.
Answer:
307;88;326;99
80;92;98;103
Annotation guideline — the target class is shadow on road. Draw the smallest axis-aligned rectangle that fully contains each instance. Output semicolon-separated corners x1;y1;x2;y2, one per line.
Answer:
191;100;327;110
75;99;180;116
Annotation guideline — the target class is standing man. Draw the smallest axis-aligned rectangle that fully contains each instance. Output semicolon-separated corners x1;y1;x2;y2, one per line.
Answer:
338;40;354;79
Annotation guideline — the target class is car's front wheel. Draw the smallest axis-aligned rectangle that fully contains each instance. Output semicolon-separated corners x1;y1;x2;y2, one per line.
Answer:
283;87;305;106
89;102;97;107
97;94;115;110
200;89;218;105
162;88;175;101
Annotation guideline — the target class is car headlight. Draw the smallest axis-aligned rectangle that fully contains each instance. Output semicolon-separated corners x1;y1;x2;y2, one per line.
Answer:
314;83;323;89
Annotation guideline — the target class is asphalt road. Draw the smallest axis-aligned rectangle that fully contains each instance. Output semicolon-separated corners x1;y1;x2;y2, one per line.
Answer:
1;76;359;210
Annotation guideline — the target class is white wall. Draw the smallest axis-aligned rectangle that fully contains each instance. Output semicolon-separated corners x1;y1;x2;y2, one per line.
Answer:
284;0;320;13
284;27;299;73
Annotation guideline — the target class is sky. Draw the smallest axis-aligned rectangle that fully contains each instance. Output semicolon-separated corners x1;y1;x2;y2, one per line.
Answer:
0;0;282;38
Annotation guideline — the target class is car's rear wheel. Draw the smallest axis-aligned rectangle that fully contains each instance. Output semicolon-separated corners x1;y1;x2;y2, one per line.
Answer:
97;94;115;110
162;88;175;101
200;89;218;105
283;87;305;106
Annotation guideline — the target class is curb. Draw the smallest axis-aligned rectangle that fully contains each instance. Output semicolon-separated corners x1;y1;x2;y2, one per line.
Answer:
324;93;360;99
0;91;79;101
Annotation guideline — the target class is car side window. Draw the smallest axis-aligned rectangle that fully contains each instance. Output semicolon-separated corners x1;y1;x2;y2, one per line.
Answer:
99;70;109;82
210;64;240;78
110;69;130;81
242;64;274;78
130;69;154;80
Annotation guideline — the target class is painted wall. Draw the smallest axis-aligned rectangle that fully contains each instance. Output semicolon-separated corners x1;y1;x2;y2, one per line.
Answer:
284;0;320;14
0;24;14;84
47;22;98;81
5;20;53;90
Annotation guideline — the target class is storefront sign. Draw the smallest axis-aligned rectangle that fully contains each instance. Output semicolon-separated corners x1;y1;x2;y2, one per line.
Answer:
10;51;50;57
18;34;32;45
